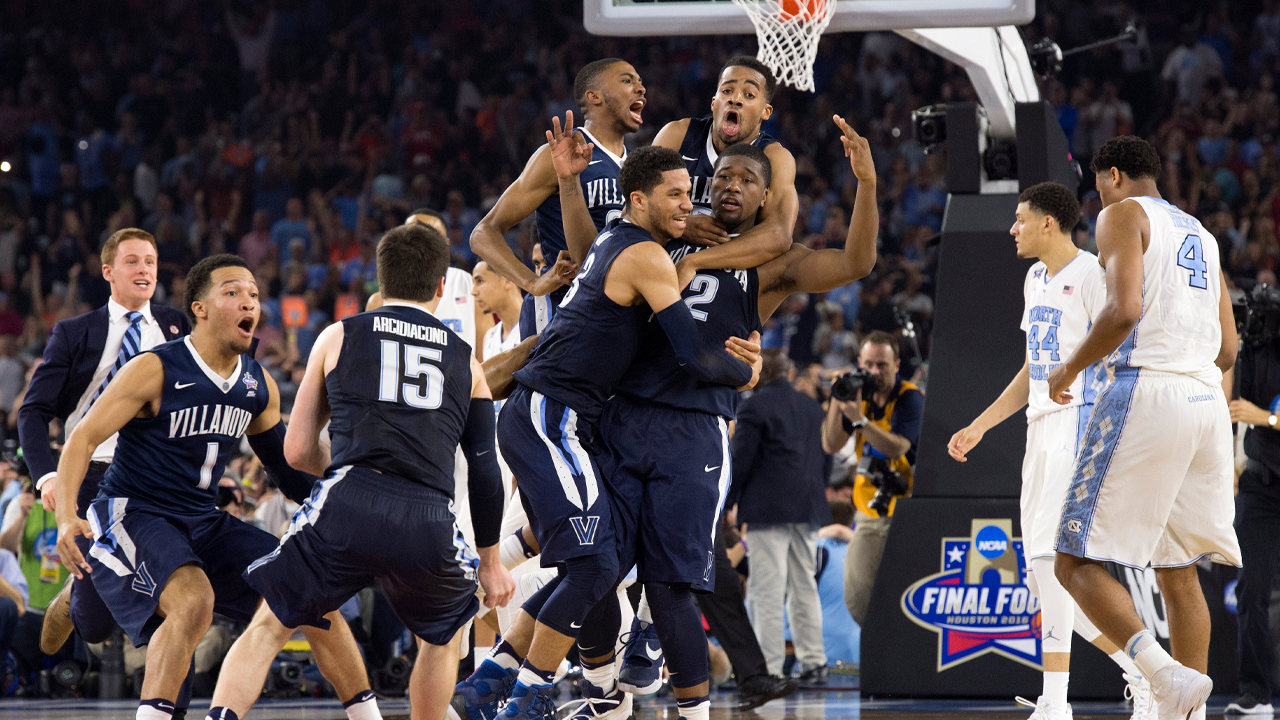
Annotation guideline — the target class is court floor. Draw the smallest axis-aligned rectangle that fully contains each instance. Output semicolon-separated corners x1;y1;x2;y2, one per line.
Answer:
0;689;1242;719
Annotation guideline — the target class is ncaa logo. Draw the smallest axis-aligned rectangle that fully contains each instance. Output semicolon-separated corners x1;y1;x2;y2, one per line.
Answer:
975;526;1009;559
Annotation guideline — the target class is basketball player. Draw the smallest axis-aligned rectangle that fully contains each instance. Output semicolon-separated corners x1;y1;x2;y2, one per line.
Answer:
947;182;1153;720
53;255;375;720
1048;136;1241;720
473;261;525;364
471;58;647;336
452;146;760;720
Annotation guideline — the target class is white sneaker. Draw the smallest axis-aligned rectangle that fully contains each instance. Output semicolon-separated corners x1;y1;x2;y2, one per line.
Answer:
1225;694;1276;715
1017;695;1074;720
1149;665;1213;720
1125;673;1157;720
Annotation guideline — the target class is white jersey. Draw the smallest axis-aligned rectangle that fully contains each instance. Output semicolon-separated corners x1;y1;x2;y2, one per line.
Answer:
1111;196;1223;383
1022;250;1108;423
433;267;477;351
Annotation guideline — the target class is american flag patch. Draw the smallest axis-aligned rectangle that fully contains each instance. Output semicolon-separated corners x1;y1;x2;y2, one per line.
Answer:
456;296;468;304
1062;285;1074;295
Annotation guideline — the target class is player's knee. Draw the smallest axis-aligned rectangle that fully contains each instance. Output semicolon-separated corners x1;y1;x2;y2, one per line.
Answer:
562;554;619;608
642;581;694;615
1052;552;1076;590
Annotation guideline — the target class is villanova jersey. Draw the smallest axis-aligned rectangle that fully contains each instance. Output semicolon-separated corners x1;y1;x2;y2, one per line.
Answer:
1113;196;1224;383
326;303;473;497
99;338;269;514
534;128;626;261
678;117;777;212
514;218;651;425
1021;250;1108;423
617;240;761;419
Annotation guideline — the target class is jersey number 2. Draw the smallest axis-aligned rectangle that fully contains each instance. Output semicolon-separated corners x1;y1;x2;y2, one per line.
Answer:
1177;234;1209;289
379;340;444;409
684;275;720;321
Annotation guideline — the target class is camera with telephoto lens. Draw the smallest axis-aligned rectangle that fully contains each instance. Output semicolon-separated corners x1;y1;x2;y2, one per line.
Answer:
831;368;877;402
1235;283;1280;350
859;455;909;518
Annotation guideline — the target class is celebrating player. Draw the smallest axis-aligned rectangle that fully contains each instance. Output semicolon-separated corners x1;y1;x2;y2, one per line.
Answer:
947;182;1154;720
52;255;374;720
1048;136;1241;720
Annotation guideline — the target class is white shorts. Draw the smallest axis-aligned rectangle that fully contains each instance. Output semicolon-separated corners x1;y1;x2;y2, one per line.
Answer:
1056;369;1241;569
1022;406;1089;560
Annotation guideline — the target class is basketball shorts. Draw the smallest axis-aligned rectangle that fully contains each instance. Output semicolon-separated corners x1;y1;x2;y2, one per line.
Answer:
1056;368;1241;569
497;385;618;567
85;497;278;646
599;396;731;592
1021;405;1090;560
244;465;479;646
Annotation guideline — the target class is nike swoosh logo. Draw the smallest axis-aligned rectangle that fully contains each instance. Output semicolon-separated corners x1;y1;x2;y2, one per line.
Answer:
645;646;662;660
476;450;489;457
681;156;697;161
570;621;582;629
588;160;602;165
174;382;195;389
705;465;720;472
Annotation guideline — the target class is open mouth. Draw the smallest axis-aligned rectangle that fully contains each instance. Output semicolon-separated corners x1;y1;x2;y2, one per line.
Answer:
133;279;151;290
236;316;255;337
723;109;740;138
719;197;741;213
629;98;645;125
672;214;688;230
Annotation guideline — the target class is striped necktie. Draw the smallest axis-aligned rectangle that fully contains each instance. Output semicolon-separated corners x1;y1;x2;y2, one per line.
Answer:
88;311;144;409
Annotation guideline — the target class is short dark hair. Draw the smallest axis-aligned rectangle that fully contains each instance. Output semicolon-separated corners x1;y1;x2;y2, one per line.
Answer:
185;254;252;324
1018;182;1081;235
1089;135;1161;180
759;348;794;386
409;207;448;229
619;146;687;209
574;58;626;111
861;330;899;360
828;500;855;528
377;223;450;303
721;56;778;101
717;143;773;187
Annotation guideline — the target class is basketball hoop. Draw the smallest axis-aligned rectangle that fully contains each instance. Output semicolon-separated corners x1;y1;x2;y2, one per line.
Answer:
730;0;836;93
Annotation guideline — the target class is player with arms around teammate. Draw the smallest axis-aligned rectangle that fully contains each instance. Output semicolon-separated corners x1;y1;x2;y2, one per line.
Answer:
1049;136;1241;720
53;255;373;720
471;59;647;335
948;182;1155;720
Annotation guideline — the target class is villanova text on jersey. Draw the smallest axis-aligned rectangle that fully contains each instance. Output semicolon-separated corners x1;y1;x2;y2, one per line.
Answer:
678;117;777;211
534;129;626;259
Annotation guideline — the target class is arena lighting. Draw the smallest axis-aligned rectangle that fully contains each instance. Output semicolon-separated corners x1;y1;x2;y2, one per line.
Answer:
0;161;9;172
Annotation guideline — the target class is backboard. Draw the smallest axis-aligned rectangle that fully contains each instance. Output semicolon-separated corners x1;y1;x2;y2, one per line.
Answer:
583;0;1035;37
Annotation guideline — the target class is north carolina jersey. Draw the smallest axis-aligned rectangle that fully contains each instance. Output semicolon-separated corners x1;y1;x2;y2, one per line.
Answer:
98;338;269;514
1021;250;1108;423
432;267;477;351
1113;196;1224;383
533;128;626;260
514;218;650;426
326;302;473;497
678;117;777;212
616;240;761;419
483;320;523;420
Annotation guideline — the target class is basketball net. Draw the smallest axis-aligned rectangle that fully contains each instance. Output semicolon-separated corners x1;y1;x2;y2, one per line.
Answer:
731;0;836;92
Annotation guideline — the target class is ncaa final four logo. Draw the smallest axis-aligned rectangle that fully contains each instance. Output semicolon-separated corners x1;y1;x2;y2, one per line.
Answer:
900;519;1042;671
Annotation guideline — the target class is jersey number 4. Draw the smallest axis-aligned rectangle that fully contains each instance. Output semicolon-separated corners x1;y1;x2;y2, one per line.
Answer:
1177;234;1209;289
379;340;444;409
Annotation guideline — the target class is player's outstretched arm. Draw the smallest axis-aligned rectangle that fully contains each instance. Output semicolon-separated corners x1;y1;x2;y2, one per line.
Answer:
284;321;342;476
548;111;604;266
55;353;165;578
481;334;538;401
464;355;516;608
610;242;754;387
471;146;578;296
1047;201;1147;404
948;355;1031;462
246;371;321;505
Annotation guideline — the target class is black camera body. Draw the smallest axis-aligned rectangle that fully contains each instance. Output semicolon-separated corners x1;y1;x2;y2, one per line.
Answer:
831;368;877;403
1235;283;1280;350
858;454;909;518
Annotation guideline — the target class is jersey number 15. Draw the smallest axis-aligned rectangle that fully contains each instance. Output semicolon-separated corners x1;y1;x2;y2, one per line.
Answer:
379;340;444;409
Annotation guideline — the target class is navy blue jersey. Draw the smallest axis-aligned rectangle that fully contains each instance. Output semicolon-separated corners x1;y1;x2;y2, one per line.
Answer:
514;218;652;426
534;129;626;260
326;303;473;497
616;240;762;419
100;338;270;515
678;117;778;212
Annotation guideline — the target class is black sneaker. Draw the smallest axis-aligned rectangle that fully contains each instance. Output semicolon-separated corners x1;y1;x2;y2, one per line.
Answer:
736;674;798;711
1225;694;1275;715
797;666;828;686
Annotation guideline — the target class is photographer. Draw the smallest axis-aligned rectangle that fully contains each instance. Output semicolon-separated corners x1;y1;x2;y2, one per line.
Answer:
821;330;923;626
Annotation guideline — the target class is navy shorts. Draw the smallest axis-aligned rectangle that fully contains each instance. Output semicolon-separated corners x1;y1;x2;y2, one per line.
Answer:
599;396;731;592
244;466;479;646
497;385;618;566
85;497;278;646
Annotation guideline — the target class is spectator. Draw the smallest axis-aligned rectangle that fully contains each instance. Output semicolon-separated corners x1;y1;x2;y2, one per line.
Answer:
729;349;830;683
271;197;312;253
1161;25;1225;108
816;500;859;667
821;330;924;625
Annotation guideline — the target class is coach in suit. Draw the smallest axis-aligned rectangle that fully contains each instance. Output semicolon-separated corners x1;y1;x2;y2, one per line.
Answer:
18;228;189;653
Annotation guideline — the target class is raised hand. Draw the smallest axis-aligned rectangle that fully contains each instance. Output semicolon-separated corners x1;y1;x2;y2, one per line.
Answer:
529;250;580;296
546;110;594;180
834;115;875;182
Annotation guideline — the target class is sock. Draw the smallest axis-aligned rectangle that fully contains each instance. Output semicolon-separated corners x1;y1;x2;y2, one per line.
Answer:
500;531;537;570
581;654;617;693
138;698;176;720
1110;650;1141;677
204;709;239;720
344;689;382;720
516;662;557;689
1125;630;1177;681
1042;671;1069;706
676;694;711;720
636;589;653;625
488;639;524;672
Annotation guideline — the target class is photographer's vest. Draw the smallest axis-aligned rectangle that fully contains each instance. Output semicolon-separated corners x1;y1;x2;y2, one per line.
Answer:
852;379;919;518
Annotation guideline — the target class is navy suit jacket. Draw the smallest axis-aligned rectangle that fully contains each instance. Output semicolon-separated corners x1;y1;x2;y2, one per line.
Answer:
18;302;191;483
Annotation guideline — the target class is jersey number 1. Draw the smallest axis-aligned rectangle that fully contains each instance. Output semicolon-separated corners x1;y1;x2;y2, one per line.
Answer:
1177;234;1209;289
379;340;444;409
